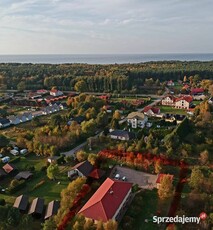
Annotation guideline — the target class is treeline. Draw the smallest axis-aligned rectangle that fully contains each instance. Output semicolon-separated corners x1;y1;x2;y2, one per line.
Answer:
0;61;212;92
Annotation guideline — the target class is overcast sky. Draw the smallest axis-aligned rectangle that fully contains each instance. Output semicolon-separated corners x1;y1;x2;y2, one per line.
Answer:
0;0;212;54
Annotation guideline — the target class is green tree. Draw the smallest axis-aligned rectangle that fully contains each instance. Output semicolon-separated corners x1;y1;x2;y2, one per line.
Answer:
17;81;26;91
88;154;98;165
74;80;88;92
47;163;59;180
42;218;57;230
76;150;88;162
189;167;204;189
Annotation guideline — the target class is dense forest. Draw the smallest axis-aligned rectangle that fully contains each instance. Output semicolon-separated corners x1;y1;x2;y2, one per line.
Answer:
0;61;212;92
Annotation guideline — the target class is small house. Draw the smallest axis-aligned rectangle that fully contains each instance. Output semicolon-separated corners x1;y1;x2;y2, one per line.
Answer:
15;171;33;180
109;130;135;141
28;198;44;216
68;160;94;178
0;118;11;129
3;163;17;174
44;200;60;220
13;195;29;212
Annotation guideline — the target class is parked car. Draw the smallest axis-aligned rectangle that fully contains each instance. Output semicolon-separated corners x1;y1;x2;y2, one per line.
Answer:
10;149;19;156
2;156;10;163
20;149;28;155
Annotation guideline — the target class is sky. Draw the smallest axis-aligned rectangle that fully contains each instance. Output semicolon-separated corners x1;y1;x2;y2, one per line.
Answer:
0;0;213;54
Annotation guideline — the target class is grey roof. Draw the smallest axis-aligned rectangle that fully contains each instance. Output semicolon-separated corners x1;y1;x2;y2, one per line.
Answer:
110;130;135;139
13;195;29;211
28;198;44;215
72;160;94;177
44;200;60;219
0;118;10;125
15;171;33;180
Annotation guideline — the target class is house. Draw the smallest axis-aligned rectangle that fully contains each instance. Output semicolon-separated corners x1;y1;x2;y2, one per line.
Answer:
156;174;174;189
0;118;11;128
78;178;132;223
127;112;148;128
37;89;48;95
68;160;94;178
44;200;60;220
23;112;33;121
7;115;21;125
3;163;17;174
167;80;175;86
175;96;193;109
15;171;33;180
68;116;85;125
191;88;204;95
143;106;161;117
161;95;176;106
88;168;105;179
109;130;135;141
32;111;43;118
47;156;60;164
28;198;44;216
13;195;29;212
17;114;27;123
50;89;63;97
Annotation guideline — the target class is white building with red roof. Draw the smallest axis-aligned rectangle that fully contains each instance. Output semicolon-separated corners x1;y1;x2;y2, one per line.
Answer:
143;106;161;117
78;178;132;222
161;95;176;106
175;95;193;109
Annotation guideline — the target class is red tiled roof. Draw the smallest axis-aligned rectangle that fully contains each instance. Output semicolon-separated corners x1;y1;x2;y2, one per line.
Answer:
3;163;16;174
78;178;132;222
191;88;204;94
156;174;174;184
175;95;193;103
144;106;160;114
89;168;105;179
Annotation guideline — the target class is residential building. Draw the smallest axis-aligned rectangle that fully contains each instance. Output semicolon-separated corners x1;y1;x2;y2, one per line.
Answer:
28;198;44;216
68;160;94;178
7;115;21;125
0;118;11;128
50;89;63;97
143;106;161;117
161;95;176;106
78;178;132;222
3;163;17;174
109;130;135;141
175;96;193;109
15;171;33;180
127;112;148;128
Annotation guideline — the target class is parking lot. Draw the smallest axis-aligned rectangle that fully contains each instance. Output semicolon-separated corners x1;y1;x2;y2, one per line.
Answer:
110;166;158;189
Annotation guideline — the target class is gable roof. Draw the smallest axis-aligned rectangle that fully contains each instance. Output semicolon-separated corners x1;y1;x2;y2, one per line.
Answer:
109;130;135;139
144;106;160;114
156;174;174;184
15;171;33;180
13;195;29;211
175;95;193;103
72;160;94;177
44;200;60;219
78;178;132;222
3;163;16;174
127;112;146;120
28;198;44;215
191;88;204;95
89;168;105;179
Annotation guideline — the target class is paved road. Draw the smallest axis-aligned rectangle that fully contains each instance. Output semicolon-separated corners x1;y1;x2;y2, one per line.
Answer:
61;132;102;157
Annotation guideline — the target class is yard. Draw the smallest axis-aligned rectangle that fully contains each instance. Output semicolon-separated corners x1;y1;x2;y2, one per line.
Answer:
158;105;187;115
0;154;70;205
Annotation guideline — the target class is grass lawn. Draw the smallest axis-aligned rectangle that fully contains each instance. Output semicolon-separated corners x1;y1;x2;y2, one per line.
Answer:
0;154;70;205
158;105;187;115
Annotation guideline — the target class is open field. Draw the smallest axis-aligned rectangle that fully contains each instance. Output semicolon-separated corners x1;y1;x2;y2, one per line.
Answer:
158;105;187;115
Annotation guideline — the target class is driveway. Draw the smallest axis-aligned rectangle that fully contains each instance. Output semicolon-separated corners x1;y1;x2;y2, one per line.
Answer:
110;166;158;189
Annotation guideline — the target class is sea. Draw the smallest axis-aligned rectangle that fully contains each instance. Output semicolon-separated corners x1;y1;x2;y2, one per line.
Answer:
0;53;212;64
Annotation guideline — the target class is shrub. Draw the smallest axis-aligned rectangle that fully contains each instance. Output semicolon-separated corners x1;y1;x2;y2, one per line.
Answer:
8;180;26;194
0;199;5;206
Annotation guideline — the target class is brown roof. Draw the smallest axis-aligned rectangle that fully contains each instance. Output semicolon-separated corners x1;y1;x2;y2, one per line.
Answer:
44;200;60;219
13;195;29;211
127;112;146;120
89;168;105;179
28;198;44;215
3;163;16;174
72;160;94;177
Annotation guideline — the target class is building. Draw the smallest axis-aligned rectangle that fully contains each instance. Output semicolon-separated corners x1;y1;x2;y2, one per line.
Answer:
161;95;176;106
3;163;17;174
109;130;135;141
0;118;11;128
78;178;132;222
15;171;33;180
175;96;193;109
167;80;175;86
143;106;161;117
50;89;63;97
7;115;21;125
68;160;94;178
127;112;148;128
191;88;204;95
44;200;60;220
28;198;44;216
156;174;174;189
13;195;29;212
